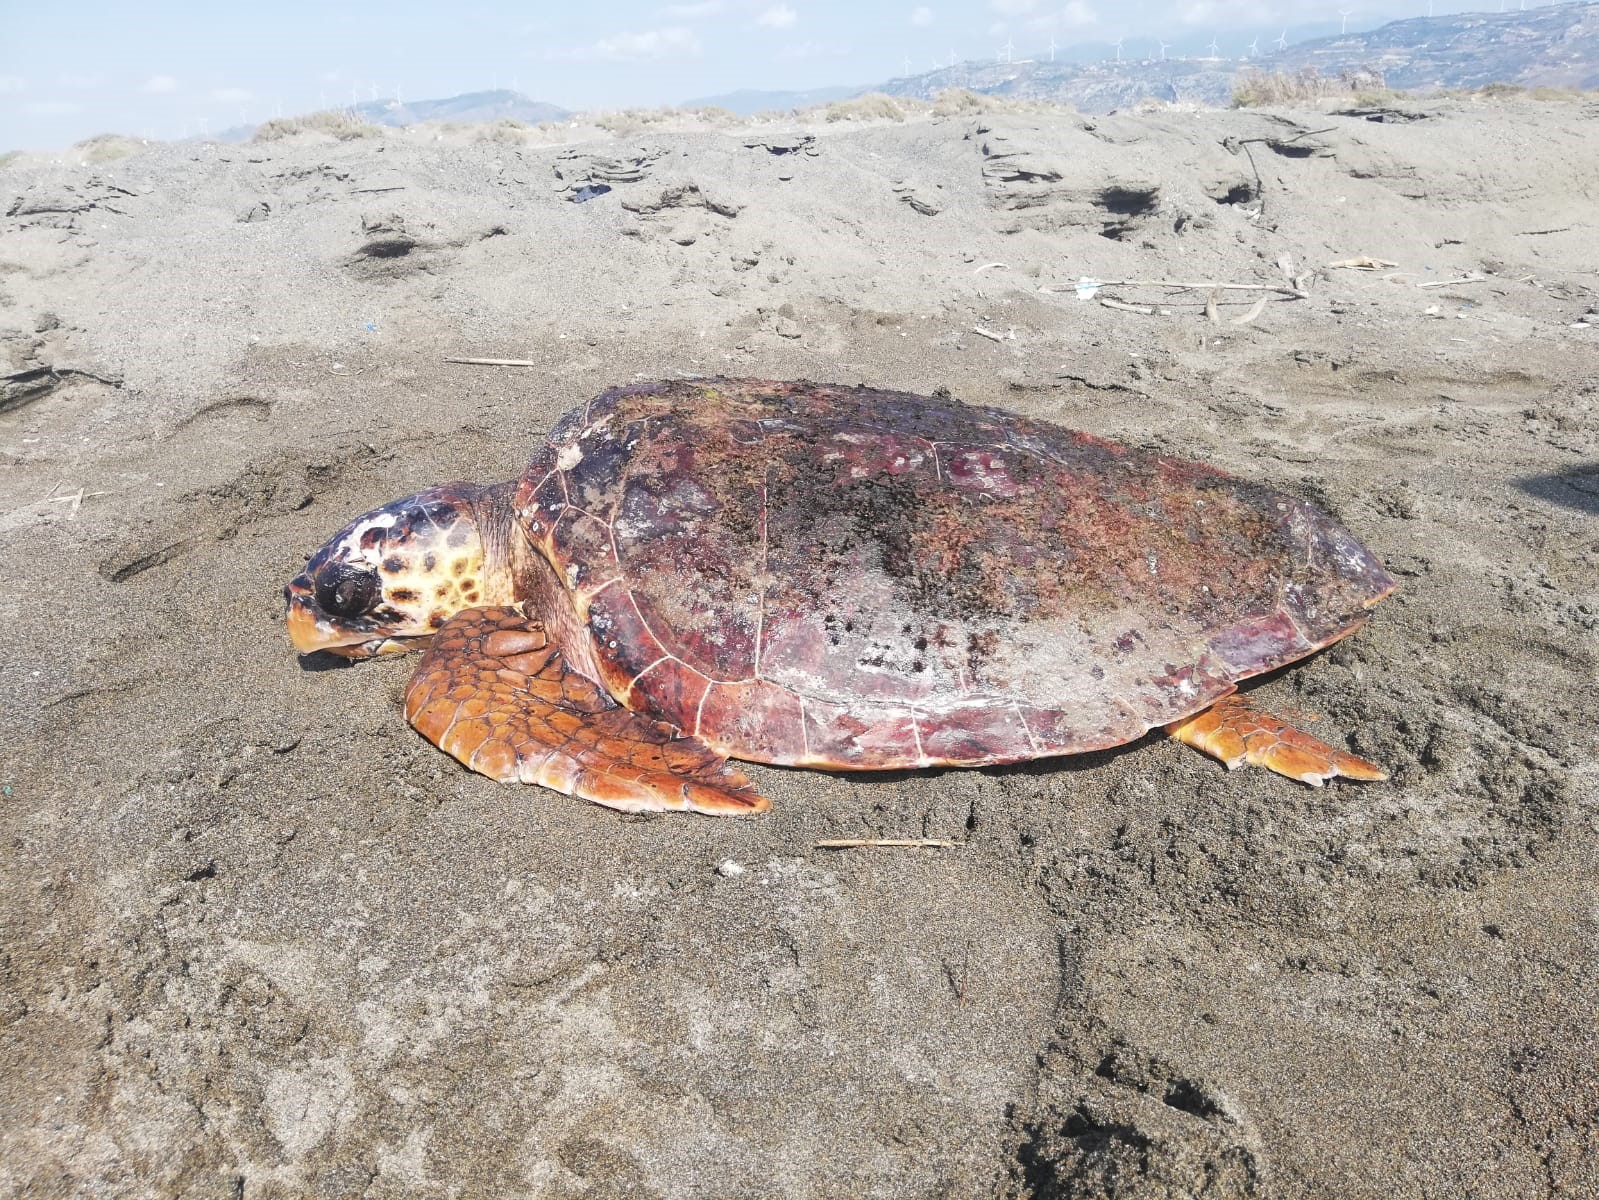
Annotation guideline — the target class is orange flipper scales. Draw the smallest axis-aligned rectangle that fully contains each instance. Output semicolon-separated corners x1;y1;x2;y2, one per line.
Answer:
406;606;769;815
1165;693;1387;787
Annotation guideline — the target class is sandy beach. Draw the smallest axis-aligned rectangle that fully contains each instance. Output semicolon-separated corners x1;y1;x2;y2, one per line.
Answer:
2;96;1596;1197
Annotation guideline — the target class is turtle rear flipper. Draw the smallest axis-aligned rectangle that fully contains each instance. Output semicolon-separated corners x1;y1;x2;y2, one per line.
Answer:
1166;693;1387;786
405;606;769;815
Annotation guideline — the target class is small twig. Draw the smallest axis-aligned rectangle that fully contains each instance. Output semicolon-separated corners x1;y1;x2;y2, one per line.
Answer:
945;940;972;1007
813;838;960;849
970;326;1012;342
1231;295;1269;325
1100;297;1156;315
1416;275;1490;290
1238;126;1337;146
1048;278;1309;300
443;356;541;367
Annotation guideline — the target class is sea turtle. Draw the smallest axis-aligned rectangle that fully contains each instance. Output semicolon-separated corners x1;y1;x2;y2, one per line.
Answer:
285;378;1396;815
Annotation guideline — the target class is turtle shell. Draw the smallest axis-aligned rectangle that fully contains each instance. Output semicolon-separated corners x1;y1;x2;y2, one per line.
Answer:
512;379;1395;769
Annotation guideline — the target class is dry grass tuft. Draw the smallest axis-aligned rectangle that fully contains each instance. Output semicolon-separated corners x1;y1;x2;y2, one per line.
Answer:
73;134;146;163
821;93;908;122
1232;67;1389;107
253;110;382;142
474;118;531;144
1442;82;1590;102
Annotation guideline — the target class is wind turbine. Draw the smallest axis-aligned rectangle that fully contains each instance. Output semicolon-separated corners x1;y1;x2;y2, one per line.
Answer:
1158;40;1170;61
1112;37;1124;62
1002;37;1015;64
903;55;912;76
1247;37;1260;57
1339;9;1353;34
949;49;956;66
1048;36;1057;62
1274;28;1288;50
1207;36;1220;57
1427;0;1434;15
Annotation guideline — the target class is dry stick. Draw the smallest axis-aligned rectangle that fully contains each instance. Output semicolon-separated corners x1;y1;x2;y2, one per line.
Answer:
1100;297;1156;315
1044;279;1308;300
1416;275;1490;290
1328;256;1399;270
1095;278;1309;297
971;326;1009;342
444;356;542;367
814;838;960;850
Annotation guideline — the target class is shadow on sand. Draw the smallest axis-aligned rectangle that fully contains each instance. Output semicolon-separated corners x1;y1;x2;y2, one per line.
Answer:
1517;463;1599;515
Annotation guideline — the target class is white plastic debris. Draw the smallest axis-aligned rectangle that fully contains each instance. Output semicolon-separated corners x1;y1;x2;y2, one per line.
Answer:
716;860;746;878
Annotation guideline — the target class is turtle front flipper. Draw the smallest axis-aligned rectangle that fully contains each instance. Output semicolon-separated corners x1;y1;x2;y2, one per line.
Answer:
1165;694;1387;786
405;606;769;815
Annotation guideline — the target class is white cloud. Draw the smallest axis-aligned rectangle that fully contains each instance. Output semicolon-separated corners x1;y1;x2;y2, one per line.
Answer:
663;1;724;15
210;87;252;103
757;4;798;29
140;74;179;94
0;75;25;93
25;101;83;116
1047;1;1098;28
551;27;704;62
911;6;934;26
777;39;848;59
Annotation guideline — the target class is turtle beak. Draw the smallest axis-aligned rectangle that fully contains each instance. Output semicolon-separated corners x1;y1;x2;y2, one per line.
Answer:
284;576;424;659
285;577;342;654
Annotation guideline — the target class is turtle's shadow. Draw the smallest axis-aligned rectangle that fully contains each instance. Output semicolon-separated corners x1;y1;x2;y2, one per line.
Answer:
297;651;357;672
1516;464;1599;515
818;738;1147;788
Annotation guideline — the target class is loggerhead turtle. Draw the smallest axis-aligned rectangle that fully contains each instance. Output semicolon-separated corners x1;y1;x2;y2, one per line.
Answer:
285;378;1396;815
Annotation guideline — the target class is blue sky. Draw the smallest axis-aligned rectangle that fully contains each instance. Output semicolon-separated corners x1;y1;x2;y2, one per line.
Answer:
0;1;1557;148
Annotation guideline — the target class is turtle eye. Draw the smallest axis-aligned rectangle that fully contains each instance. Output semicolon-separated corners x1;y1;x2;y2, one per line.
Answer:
316;565;378;617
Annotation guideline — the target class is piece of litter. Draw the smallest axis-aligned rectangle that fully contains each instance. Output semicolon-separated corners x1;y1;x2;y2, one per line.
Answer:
971;325;1012;342
716;860;745;878
972;262;1008;274
1075;277;1102;300
1230;295;1268;325
1328;255;1399;270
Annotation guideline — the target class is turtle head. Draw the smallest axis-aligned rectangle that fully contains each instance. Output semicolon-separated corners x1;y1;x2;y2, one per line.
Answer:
285;483;512;659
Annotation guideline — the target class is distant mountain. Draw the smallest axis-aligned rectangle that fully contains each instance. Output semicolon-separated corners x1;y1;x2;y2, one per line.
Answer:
842;1;1599;114
213;89;570;142
678;85;866;115
1262;2;1599;90
879;56;1239;111
352;89;570;127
